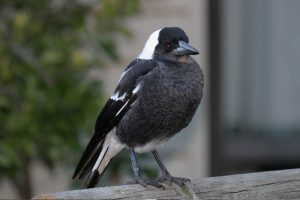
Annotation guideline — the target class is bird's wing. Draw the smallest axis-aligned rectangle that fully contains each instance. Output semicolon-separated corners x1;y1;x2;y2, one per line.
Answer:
73;59;158;179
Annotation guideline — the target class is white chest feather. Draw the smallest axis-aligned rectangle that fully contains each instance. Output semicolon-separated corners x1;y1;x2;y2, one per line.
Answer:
134;138;168;153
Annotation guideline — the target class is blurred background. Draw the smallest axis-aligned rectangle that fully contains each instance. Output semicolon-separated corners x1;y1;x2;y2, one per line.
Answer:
0;0;299;199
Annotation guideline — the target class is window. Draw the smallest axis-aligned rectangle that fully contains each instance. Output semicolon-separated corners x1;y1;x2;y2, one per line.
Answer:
209;0;300;175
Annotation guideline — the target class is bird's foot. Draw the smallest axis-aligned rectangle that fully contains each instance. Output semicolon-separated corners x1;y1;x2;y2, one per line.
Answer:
157;173;191;186
135;177;165;189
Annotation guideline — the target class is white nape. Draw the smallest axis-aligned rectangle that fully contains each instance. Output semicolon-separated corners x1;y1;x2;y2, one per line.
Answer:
137;29;161;60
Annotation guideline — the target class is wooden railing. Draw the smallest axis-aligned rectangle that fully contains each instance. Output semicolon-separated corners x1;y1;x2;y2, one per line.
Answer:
32;168;300;199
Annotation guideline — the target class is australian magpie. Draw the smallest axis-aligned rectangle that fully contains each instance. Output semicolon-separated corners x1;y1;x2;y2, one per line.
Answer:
73;27;204;189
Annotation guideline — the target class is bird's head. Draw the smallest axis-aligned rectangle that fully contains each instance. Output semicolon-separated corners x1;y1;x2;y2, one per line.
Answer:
138;27;199;62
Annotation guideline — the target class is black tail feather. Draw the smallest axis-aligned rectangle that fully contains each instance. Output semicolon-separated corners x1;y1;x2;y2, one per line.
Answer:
83;163;110;188
84;171;100;188
73;99;122;179
72;134;105;179
78;145;103;179
73;97;135;185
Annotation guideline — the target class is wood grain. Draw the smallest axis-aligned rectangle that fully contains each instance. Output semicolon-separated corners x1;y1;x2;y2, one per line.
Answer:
33;168;300;200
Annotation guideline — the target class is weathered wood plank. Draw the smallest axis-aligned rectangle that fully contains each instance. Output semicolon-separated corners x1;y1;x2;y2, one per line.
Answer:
33;168;300;200
192;169;300;200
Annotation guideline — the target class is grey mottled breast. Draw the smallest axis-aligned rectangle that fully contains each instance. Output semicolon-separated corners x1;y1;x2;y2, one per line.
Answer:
116;59;204;147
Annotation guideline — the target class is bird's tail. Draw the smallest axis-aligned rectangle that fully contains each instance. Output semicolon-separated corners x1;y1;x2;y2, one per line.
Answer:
84;132;124;188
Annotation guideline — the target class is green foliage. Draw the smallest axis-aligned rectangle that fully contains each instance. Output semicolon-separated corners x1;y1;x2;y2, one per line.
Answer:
0;0;139;198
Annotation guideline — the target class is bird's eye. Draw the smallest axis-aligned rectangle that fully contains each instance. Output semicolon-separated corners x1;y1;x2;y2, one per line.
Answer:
165;43;172;50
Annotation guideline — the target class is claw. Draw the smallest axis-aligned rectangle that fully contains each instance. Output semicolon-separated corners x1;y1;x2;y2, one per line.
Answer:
136;178;165;189
157;174;190;186
151;150;190;187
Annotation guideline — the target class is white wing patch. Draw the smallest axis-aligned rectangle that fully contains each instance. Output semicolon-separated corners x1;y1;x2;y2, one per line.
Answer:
119;93;126;101
110;92;126;101
110;92;119;100
132;83;141;94
115;100;130;116
114;84;141;116
137;29;161;60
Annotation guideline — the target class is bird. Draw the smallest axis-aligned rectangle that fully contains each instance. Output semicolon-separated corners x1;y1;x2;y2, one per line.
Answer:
72;27;204;189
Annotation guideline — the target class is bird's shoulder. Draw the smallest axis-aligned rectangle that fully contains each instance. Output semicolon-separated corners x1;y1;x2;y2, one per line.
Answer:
115;58;160;95
96;59;160;123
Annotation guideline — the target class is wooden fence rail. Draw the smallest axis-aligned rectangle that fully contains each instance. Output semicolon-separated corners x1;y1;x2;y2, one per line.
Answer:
33;168;300;200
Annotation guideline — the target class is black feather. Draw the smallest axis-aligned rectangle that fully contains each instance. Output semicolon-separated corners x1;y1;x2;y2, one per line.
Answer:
78;143;103;179
84;170;100;188
73;59;158;182
73;99;128;179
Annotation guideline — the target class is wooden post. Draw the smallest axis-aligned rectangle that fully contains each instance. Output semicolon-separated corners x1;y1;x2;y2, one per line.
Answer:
33;168;300;200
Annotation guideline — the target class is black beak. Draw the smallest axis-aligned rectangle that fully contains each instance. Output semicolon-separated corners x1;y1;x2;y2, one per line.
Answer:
173;40;199;56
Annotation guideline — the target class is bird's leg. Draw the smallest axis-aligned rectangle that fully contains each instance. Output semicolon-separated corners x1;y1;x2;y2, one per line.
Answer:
152;149;190;186
128;147;164;189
